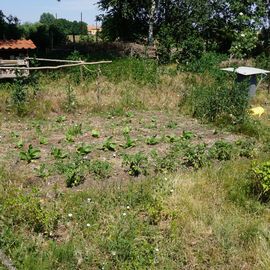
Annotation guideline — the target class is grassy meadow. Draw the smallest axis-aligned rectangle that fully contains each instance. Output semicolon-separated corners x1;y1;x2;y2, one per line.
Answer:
0;56;270;269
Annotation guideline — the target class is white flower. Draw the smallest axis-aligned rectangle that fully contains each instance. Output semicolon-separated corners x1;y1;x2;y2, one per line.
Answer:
126;206;130;210
86;223;91;227
155;248;159;252
68;213;73;218
111;251;116;256
87;198;91;202
239;12;244;16
241;33;245;37
123;212;127;216
170;189;174;193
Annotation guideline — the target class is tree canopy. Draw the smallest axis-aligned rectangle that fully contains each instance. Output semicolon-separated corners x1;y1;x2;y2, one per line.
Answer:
98;0;270;59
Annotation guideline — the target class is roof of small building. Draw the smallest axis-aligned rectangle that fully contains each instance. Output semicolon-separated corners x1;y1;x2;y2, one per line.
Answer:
0;39;36;50
87;25;101;31
221;66;270;76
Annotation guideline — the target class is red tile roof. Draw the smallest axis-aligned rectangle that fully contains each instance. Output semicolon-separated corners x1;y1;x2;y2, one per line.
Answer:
0;39;36;50
87;25;101;31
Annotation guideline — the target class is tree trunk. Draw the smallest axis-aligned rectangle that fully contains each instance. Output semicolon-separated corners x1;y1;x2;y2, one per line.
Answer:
148;0;156;45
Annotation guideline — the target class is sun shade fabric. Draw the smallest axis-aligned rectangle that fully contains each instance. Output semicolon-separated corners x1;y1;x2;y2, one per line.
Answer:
221;66;270;76
0;39;36;50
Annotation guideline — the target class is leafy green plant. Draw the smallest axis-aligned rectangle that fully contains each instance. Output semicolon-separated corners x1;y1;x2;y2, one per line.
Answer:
183;143;208;169
65;133;75;143
164;134;180;143
121;134;136;149
65;124;82;142
76;143;92;155
19;145;41;163
89;160;112;179
56;115;66;123
102;136;117;151
182;130;195;140
15;138;24;149
248;161;270;202
65;167;85;188
235;139;256;159
123;152;148;176
34;164;50;178
39;136;48;145
123;126;131;135
91;129;100;138
67;124;82;137
209;141;234;161
146;135;160;145
166;121;177;129
51;147;68;160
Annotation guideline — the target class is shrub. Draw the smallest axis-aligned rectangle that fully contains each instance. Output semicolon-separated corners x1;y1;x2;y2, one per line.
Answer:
248;161;270;202
235;139;256;159
182;71;249;125
209;141;234;161
183;143;208;169
178;36;205;64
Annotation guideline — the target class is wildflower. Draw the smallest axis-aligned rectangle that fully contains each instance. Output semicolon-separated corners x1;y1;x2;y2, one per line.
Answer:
123;212;127;216
86;223;91;227
87;198;91;202
126;206;130;210
170;189;174;193
239;12;244;16
68;213;73;218
241;33;245;37
155;248;159;252
111;251;116;256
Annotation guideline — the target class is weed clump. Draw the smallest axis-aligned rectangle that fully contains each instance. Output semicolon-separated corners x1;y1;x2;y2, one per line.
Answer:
247;161;270;202
123;152;148;176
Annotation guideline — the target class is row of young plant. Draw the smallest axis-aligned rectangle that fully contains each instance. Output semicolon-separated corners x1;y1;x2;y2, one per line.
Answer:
15;121;269;196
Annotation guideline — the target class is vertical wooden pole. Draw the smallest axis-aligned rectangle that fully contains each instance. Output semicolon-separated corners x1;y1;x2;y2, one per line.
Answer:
79;58;83;82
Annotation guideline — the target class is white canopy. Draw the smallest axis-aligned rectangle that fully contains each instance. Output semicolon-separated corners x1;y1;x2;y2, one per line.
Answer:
221;66;270;76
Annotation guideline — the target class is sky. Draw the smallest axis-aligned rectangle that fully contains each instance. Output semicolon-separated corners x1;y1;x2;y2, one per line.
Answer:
1;0;100;25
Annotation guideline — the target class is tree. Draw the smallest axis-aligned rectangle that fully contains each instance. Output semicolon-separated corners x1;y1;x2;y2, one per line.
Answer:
0;10;22;39
39;13;56;25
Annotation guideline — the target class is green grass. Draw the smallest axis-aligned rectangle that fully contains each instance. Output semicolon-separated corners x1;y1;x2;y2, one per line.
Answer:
1;158;270;269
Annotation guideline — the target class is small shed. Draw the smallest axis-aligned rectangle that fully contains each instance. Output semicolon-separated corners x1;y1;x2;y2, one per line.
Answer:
221;66;270;97
0;39;36;79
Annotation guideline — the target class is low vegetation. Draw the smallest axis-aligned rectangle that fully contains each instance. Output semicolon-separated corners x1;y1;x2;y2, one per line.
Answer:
0;55;270;269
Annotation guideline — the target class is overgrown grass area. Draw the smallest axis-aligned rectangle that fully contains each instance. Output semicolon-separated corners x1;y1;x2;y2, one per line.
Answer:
1;55;270;269
1;158;270;269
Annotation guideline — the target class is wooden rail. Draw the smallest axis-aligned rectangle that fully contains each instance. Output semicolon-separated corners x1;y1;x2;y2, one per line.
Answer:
0;61;112;71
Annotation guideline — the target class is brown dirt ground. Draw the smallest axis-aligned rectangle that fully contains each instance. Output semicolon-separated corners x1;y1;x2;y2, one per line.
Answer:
0;110;242;194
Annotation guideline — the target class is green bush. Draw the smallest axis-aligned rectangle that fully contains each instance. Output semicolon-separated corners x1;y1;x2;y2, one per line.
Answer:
178;36;205;64
248;161;270;202
182;71;249;125
209;141;234;161
183;143;208;169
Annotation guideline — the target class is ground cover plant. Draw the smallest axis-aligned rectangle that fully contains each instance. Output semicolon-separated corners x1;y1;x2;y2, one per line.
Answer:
0;56;270;269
